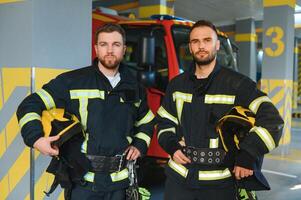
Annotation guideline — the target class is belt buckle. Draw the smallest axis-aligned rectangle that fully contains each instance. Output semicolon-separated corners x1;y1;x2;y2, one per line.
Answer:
115;153;125;171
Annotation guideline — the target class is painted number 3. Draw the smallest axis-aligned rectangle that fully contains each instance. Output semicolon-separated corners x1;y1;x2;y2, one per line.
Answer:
264;26;285;57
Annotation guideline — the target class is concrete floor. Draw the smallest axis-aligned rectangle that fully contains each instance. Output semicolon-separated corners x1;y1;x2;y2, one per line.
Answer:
149;126;301;200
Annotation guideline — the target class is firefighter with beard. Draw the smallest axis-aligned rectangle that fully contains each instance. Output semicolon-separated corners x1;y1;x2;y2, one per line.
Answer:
157;20;283;200
17;23;155;200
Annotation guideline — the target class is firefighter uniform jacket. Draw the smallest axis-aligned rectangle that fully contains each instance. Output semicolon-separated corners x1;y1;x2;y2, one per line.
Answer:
17;60;155;191
157;63;283;189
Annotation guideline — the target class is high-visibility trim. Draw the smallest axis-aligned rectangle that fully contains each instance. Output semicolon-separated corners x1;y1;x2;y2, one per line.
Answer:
157;106;178;125
249;96;272;114
110;168;129;182
235;33;257;42
19;112;41;129
120;97;124;103
173;91;192;123
198;168;232;180
263;0;295;9
127;136;133;144
70;89;105;99
36;89;56;109
250;126;275;151
134;132;151;147
204;95;235;104
209;138;219;148
81;133;89;153
158;127;176;139
168;159;188;178
83;171;95;182
70;90;105;129
134;100;141;108
135;110;155;127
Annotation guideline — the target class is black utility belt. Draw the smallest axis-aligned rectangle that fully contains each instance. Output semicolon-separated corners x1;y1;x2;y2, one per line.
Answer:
182;146;226;165
86;154;126;173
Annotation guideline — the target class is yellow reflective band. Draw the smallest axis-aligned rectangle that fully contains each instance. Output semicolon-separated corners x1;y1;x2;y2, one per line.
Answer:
157;106;178;125
249;96;272;114
70;90;105;129
19;112;41;129
134;100;141;108
134;132;151;147
158;127;176;139
168;159;188;178
172;92;192;123
198;168;232;181
250;126;276;151
81;133;89;153
204;95;235;104
36;89;56;109
83;171;95;182
135;110;155;127
110;168;129;182
70;89;105;99
209;138;219;148
127;136;133;144
120;97;124;103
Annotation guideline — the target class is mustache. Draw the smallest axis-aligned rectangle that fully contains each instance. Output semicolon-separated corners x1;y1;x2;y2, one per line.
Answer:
104;54;116;58
195;50;208;54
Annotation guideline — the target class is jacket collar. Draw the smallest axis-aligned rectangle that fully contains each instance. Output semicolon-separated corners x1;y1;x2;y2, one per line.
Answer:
93;58;137;88
187;60;221;81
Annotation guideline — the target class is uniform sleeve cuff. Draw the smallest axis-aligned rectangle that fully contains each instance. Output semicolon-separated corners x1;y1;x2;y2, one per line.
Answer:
235;150;256;170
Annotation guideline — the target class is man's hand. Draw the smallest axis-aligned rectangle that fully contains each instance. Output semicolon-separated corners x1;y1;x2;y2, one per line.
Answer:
173;149;191;164
126;146;141;160
33;135;60;156
233;166;254;180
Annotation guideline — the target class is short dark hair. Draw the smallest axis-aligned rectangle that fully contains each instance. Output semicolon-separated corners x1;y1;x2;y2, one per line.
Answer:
95;23;126;44
189;20;218;38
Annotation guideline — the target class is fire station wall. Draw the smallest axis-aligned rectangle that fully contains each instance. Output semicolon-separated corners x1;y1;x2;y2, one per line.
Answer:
0;0;92;199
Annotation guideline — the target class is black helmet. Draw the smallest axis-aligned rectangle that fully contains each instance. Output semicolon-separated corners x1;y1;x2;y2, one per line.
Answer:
216;106;255;152
216;106;270;191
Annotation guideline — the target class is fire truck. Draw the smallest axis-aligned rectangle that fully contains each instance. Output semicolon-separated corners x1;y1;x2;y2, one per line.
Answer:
92;9;238;185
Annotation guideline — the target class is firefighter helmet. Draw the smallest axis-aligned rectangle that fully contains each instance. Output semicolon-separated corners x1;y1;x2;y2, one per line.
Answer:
216;106;270;191
41;108;83;147
216;106;255;152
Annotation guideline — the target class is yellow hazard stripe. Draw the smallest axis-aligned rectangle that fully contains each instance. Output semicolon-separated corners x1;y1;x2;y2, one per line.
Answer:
19;112;41;129
36;89;56;110
0;0;23;4
250;126;276;151
134;132;151;147
158;127;176;139
249;96;272;114
235;33;257;42
157;106;178;125
135;110;155;127
263;0;295;9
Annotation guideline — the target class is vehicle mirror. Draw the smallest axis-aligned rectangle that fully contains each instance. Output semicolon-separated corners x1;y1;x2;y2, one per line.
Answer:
138;36;155;69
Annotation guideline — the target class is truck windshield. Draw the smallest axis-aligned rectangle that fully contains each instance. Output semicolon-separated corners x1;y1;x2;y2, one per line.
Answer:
171;25;237;72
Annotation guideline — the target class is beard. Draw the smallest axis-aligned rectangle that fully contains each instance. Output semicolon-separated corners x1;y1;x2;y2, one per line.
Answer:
193;50;217;66
98;55;122;69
